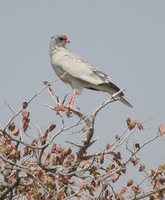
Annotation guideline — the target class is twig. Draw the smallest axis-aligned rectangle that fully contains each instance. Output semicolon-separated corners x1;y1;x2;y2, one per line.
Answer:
91;88;125;126
3;81;53;131
129;185;165;200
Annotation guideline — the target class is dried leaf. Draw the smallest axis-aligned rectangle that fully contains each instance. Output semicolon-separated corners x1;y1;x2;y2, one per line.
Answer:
112;172;121;183
106;143;111;150
66;160;72;167
45;124;56;135
91;179;100;190
86;184;94;196
26;194;32;200
51;144;57;153
8;122;16;131
22;111;30;132
79;181;85;190
90;166;100;176
121;164;126;174
8;149;21;160
114;193;123;200
137;123;144;130
135;143;140;149
61;148;72;157
103;181;109;190
113;152;121;159
23;119;30;132
153;179;161;189
0;132;3;139
130;120;137;130
126;118;137;130
22;101;28;109
159;124;165;136
52;156;60;165
127;179;134;187
40;135;47;145
45;174;56;190
106;164;115;172
11;142;17;149
68;178;74;185
104;153;109;160
67;154;75;163
130;158;139;166
100;154;104;164
126;118;131;127
55;145;63;154
38;170;45;180
132;186;141;194
22;111;30;120
82;160;91;169
139;164;145;172
120;187;127;195
60;151;67;160
12;128;20;136
113;157;122;166
40;125;55;145
158;165;165;172
148;170;155;177
6;136;12;143
23;146;33;156
44;153;51;166
159;178;165;185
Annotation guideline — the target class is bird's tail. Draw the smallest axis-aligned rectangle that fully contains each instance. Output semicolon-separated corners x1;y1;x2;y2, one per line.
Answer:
98;82;133;108
118;96;133;108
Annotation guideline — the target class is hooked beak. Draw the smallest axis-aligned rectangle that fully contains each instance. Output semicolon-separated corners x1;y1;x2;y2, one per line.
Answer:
64;38;70;44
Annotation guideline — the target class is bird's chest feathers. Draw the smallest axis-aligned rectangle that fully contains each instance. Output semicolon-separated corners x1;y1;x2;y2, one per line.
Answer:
51;53;70;83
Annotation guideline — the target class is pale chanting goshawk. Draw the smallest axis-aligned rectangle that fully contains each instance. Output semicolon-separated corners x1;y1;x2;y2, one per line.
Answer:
49;34;133;108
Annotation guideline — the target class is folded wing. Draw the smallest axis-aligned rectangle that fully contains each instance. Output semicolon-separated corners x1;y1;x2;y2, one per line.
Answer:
53;49;111;86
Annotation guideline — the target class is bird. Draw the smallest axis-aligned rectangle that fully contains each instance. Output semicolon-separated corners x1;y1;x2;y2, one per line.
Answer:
49;34;133;108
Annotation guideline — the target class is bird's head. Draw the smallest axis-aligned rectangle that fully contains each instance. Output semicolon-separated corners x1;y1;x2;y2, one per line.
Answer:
50;34;70;48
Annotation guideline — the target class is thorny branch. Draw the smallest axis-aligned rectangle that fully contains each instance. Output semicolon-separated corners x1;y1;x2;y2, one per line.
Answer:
0;82;164;200
70;89;125;161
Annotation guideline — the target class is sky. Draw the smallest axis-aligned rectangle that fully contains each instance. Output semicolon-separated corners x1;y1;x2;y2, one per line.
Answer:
0;1;165;171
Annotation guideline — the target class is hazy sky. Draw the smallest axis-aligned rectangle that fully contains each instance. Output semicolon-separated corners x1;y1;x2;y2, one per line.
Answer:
0;1;165;169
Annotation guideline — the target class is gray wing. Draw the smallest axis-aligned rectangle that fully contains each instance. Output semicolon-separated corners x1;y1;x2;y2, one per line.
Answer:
51;48;112;85
51;48;133;108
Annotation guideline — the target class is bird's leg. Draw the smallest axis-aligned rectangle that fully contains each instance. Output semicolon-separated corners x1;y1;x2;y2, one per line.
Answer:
69;89;77;108
66;90;77;117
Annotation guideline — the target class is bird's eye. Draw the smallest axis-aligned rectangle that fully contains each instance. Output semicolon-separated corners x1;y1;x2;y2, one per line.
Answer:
58;37;64;41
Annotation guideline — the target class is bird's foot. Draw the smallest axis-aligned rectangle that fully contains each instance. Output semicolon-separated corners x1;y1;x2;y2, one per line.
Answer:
66;107;73;117
60;72;67;81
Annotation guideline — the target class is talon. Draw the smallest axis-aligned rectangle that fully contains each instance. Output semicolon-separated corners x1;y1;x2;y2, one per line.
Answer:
66;108;72;117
